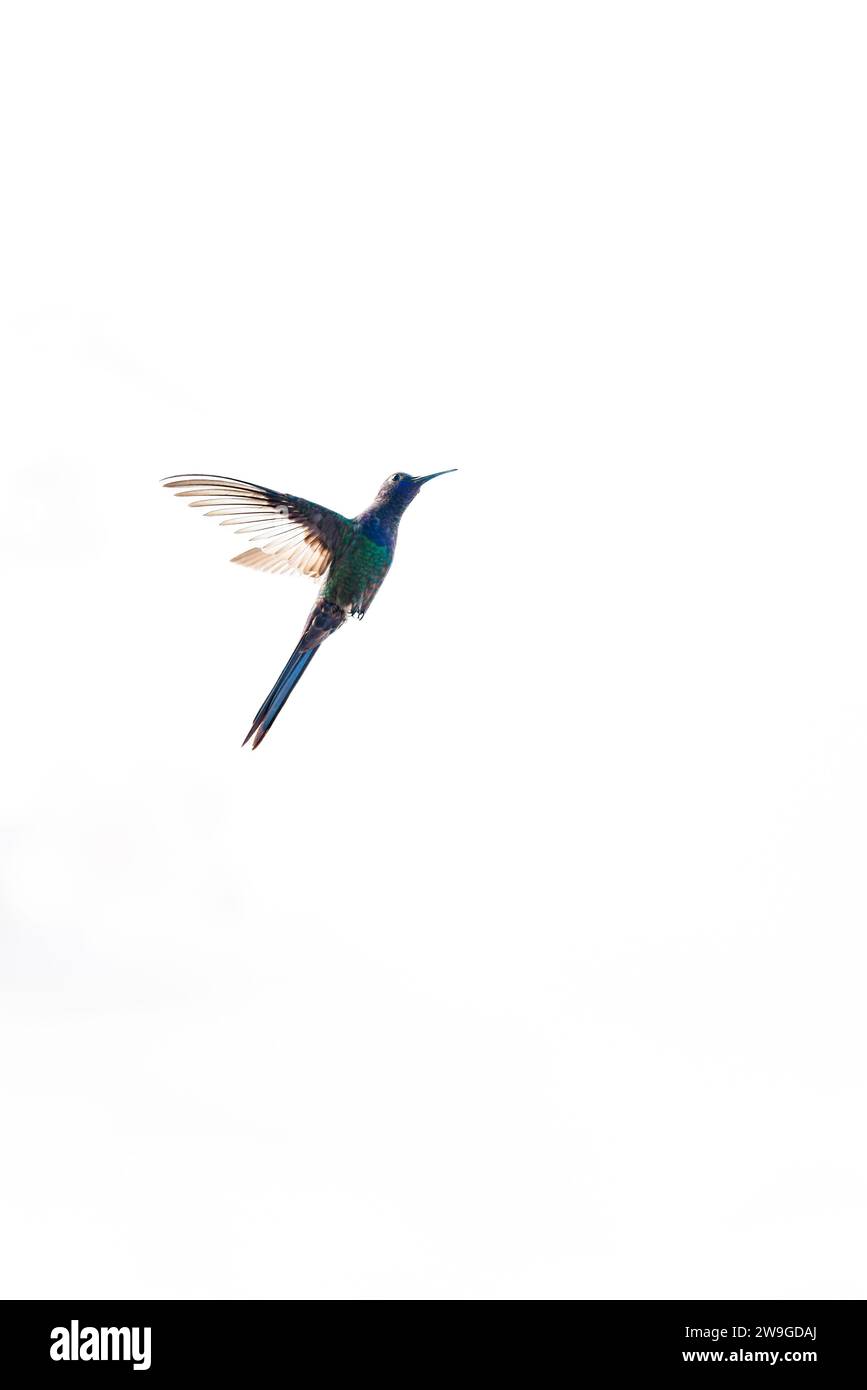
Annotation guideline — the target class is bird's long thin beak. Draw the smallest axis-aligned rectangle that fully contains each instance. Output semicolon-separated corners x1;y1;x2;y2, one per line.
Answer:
413;469;457;485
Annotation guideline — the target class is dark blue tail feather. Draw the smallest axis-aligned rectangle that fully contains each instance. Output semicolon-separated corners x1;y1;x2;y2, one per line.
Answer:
243;647;316;749
243;598;345;749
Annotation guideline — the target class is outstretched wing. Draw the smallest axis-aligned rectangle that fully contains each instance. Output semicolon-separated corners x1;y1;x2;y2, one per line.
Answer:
163;475;351;578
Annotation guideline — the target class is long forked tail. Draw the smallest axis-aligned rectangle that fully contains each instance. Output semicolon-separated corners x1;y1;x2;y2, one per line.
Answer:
243;599;345;749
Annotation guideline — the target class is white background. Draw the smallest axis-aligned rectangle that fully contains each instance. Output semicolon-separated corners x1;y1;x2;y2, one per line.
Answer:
1;1;865;1299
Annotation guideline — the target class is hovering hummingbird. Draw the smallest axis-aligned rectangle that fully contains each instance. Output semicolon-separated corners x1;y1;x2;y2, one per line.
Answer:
163;469;456;748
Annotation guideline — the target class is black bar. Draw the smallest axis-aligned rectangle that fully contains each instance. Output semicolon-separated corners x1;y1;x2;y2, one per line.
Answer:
0;1300;862;1377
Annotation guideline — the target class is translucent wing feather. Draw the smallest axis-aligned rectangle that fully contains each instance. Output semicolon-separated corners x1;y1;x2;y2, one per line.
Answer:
162;475;350;578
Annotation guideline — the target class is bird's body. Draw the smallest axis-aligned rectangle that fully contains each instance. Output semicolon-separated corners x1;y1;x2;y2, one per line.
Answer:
163;468;455;747
323;521;393;616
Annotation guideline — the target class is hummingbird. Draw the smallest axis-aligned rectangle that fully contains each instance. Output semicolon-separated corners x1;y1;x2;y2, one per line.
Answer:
163;469;456;748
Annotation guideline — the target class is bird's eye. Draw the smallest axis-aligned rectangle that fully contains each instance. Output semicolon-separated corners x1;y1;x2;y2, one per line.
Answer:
391;473;402;483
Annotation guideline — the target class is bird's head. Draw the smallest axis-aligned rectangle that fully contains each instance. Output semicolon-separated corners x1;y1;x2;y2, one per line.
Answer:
375;469;457;515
